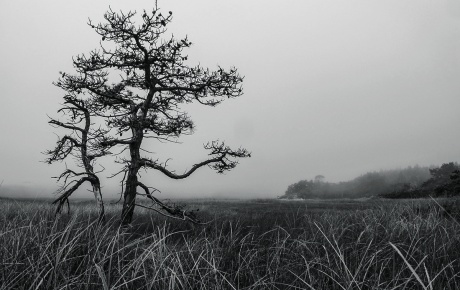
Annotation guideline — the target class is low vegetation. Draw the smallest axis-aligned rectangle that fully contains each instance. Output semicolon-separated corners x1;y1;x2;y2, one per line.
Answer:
1;198;460;289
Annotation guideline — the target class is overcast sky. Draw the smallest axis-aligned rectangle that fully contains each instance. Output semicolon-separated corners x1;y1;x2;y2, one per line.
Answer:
1;0;459;199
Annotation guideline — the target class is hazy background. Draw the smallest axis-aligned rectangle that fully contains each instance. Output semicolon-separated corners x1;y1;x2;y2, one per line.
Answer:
1;0;459;199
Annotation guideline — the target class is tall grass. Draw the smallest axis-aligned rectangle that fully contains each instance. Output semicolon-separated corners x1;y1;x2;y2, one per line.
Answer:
0;198;459;289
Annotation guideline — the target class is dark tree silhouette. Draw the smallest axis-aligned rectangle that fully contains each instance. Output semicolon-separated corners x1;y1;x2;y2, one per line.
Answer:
422;163;460;196
47;7;250;225
45;95;108;222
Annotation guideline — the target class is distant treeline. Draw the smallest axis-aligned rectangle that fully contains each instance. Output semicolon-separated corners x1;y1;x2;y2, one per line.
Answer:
380;162;460;199
280;164;460;199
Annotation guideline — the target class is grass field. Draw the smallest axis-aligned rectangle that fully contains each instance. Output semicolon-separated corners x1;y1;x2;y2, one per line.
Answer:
1;197;459;289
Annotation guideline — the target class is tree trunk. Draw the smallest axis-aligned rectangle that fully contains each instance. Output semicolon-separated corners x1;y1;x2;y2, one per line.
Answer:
121;135;142;225
121;172;138;226
92;183;105;223
120;108;144;226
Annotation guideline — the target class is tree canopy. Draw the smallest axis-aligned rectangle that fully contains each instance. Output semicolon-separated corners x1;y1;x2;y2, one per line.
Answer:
46;7;250;225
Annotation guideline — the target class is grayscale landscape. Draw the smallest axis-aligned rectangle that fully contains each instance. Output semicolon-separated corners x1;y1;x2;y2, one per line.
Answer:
1;0;459;289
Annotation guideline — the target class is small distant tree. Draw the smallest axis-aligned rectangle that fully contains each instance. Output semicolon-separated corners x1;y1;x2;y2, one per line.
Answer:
314;175;324;183
47;7;250;225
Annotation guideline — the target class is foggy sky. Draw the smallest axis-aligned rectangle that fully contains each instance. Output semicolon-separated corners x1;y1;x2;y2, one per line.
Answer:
1;0;459;199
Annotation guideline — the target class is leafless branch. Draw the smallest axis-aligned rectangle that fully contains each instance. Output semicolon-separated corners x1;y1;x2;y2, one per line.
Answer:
136;181;203;224
140;141;250;179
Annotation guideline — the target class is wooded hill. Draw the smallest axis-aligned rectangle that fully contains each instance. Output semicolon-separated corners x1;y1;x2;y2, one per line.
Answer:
279;164;450;199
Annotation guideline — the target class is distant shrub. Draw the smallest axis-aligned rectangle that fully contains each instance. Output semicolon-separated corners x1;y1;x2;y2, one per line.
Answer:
379;183;427;199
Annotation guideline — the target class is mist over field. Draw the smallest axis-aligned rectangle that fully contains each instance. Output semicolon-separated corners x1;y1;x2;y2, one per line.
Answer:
1;0;460;200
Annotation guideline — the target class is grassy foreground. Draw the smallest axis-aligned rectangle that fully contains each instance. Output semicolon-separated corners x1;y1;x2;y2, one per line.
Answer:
0;198;459;289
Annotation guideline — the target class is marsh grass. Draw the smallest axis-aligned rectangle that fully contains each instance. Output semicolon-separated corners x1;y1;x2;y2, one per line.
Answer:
0;198;459;289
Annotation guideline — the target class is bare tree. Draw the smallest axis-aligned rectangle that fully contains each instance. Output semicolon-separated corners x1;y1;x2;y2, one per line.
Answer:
49;7;250;225
45;95;108;222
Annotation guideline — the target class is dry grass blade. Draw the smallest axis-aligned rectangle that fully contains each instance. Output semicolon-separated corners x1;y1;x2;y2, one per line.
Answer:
95;263;110;290
389;242;428;290
314;222;362;290
287;269;317;290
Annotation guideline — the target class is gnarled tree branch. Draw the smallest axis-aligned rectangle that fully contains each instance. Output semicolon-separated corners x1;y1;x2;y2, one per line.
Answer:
136;181;202;223
140;141;250;179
